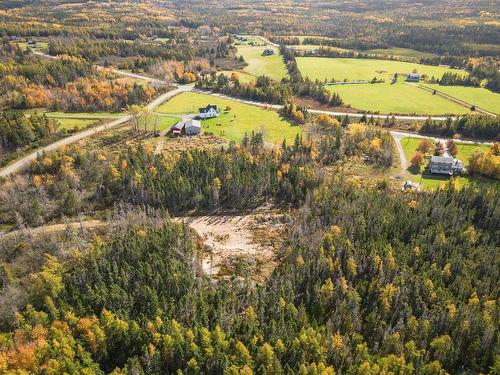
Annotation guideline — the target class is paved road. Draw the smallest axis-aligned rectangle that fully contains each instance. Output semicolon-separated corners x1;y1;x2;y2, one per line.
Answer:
0;85;193;177
193;89;460;121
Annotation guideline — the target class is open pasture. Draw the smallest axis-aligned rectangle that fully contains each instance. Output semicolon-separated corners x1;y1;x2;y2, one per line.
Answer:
296;57;468;82
421;84;500;114
236;45;288;81
326;82;469;115
156;92;301;144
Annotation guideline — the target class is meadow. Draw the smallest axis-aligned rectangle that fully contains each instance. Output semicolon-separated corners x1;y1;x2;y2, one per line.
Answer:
366;47;437;59
421;84;500;114
296;57;467;82
326;82;468;115
288;45;349;52
152;115;181;131
22;109;124;131
155;92;301;143
56;118;101;131
236;45;288;81
219;70;256;84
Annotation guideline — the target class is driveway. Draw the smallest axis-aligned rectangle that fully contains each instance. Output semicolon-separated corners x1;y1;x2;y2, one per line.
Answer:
390;130;493;169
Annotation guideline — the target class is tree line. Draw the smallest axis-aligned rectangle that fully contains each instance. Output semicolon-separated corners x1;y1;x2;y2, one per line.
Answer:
419;115;499;141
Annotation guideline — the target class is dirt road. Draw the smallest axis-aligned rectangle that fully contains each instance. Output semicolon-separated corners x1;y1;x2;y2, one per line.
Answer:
0;85;193;177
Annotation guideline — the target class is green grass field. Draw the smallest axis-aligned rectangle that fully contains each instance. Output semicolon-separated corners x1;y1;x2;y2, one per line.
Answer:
296;57;467;82
236;45;288;81
418;174;499;190
45;111;125;119
156;92;301;143
366;48;437;60
456;143;491;164
400;137;431;165
288;45;349;52
12;41;48;52
219;70;256;84
56;118;100;130
327;82;468;115
20;109;123;130
154;115;181;131
421;84;500;114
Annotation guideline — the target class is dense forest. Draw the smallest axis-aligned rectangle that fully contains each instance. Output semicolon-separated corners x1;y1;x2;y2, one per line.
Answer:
0;111;62;167
1;176;498;374
0;41;160;111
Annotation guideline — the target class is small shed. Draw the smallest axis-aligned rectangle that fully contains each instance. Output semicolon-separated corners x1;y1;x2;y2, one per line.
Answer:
406;73;420;82
262;48;275;56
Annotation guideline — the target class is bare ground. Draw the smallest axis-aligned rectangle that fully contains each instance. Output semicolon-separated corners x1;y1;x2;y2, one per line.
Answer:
177;212;286;282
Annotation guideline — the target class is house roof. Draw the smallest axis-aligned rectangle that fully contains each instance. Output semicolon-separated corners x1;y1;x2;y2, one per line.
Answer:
171;122;184;131
430;156;454;163
185;119;201;128
199;105;218;113
407;73;420;79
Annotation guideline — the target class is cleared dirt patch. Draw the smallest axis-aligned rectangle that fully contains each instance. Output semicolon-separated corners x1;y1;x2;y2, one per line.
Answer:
178;213;285;282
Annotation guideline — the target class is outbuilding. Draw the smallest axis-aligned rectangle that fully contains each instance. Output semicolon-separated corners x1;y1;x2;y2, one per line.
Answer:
262;48;275;56
406;73;420;82
170;119;201;136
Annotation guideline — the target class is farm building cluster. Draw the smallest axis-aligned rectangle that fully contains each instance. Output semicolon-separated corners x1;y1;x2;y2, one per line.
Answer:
169;105;219;136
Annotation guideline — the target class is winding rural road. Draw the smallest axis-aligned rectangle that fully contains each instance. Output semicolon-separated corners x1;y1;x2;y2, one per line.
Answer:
0;85;193;177
1;50;493;176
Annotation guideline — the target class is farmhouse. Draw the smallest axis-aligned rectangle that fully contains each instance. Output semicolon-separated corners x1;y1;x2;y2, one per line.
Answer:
170;119;201;136
406;73;420;82
198;104;219;119
428;156;465;175
262;48;275;56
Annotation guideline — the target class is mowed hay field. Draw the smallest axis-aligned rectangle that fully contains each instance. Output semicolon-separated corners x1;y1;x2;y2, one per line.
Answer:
421;84;500;114
156;92;301;144
236;45;288;81
296;57;467;81
366;48;437;60
56;118;101;130
326;82;468;115
298;58;473;115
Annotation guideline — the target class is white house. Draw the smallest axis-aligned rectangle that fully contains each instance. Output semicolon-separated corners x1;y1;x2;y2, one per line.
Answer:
170;119;201;136
197;105;219;119
429;156;465;175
